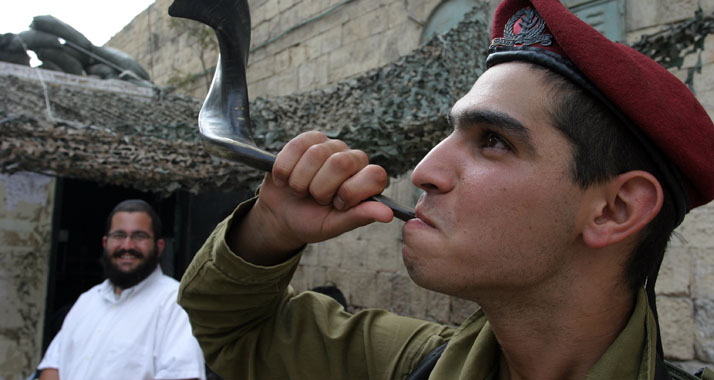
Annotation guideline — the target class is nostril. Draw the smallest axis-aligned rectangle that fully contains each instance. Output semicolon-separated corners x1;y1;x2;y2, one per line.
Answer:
420;183;439;191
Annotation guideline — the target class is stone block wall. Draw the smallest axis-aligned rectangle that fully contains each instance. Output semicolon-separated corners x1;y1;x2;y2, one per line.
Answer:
658;204;714;369
245;0;442;98
0;173;55;380
107;0;446;100
623;0;714;369
106;0;215;98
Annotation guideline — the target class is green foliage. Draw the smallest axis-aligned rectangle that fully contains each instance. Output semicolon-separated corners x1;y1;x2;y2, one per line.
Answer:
167;18;217;93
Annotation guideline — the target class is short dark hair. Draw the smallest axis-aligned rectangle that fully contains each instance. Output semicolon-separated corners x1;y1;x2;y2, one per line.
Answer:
104;199;163;239
534;65;677;293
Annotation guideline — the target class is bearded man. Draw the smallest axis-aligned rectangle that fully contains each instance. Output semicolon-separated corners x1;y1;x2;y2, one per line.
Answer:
37;199;206;380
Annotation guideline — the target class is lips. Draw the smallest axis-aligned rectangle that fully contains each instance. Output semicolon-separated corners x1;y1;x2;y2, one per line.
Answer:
412;208;437;229
113;249;143;260
410;204;437;229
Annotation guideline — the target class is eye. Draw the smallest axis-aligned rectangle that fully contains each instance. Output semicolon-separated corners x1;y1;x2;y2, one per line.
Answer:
481;131;512;151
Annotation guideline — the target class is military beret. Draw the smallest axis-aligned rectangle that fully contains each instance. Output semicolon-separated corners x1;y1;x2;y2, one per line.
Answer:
486;0;714;225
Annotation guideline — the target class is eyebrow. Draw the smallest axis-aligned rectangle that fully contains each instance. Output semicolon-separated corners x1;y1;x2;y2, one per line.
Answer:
449;108;537;155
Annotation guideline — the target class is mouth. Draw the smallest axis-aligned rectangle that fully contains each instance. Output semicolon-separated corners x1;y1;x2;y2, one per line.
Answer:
416;210;436;228
404;206;437;230
113;250;143;262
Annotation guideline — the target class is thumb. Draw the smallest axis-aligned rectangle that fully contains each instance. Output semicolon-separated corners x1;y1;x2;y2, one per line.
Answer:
323;201;394;236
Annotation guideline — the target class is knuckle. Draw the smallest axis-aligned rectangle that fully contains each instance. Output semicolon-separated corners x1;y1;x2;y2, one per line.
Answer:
309;184;332;205
353;149;369;166
272;163;290;179
336;185;357;204
284;131;327;155
329;152;358;173
367;164;388;187
329;139;349;151
302;130;327;142
304;144;331;163
288;178;308;195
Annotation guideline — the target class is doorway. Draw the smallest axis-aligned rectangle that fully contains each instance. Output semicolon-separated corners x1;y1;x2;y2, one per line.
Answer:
42;177;252;353
42;178;179;351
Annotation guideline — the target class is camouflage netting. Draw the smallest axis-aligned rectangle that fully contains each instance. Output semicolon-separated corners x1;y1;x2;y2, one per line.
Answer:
3;3;709;195
0;3;491;194
0;75;260;194
251;3;491;176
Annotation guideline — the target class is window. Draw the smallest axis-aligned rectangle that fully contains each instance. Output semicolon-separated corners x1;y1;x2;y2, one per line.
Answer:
420;0;480;44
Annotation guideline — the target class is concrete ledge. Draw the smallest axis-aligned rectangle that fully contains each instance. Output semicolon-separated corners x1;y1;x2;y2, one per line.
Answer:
0;61;154;98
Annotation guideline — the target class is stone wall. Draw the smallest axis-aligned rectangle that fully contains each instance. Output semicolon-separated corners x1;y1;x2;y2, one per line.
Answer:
0;173;55;380
624;0;714;370
106;0;714;371
107;0;463;100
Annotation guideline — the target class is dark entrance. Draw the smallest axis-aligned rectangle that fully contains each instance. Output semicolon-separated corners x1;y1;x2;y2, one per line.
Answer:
42;177;252;353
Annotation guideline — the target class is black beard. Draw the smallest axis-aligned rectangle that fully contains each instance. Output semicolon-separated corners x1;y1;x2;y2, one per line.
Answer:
100;246;160;290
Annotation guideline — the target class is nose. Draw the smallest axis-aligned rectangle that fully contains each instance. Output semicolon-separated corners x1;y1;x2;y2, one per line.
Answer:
117;236;137;250
411;134;458;194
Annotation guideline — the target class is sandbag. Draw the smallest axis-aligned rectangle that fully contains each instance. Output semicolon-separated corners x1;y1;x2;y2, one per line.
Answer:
91;45;150;81
18;29;63;50
0;33;30;65
30;15;93;52
39;60;63;72
86;63;119;79
0;50;30;66
35;47;84;75
19;29;90;66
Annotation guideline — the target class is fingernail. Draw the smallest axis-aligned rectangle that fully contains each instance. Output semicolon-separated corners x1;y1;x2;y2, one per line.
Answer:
333;196;345;210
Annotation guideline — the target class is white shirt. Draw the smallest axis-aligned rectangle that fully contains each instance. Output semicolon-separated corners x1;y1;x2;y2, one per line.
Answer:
38;267;206;380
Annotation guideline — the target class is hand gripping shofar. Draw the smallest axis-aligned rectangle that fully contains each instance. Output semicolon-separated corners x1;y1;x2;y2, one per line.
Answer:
168;0;415;221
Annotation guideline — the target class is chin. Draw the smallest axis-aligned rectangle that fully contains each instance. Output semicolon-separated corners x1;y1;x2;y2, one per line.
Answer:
401;248;433;289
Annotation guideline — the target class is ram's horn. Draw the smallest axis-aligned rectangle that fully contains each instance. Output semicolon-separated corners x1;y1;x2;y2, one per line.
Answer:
168;0;415;221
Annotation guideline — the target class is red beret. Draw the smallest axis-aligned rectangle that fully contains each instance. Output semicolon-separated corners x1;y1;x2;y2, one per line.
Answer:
487;0;714;224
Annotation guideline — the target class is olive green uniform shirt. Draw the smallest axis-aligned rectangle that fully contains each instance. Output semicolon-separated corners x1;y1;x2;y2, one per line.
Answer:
178;199;664;380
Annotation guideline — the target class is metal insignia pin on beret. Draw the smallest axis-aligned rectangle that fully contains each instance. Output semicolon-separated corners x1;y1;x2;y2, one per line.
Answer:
491;7;553;49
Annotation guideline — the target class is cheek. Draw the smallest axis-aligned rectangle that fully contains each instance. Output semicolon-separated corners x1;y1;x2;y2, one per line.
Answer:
454;168;577;249
105;242;120;254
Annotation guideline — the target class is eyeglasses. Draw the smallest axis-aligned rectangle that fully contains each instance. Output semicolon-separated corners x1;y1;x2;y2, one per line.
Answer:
107;231;153;243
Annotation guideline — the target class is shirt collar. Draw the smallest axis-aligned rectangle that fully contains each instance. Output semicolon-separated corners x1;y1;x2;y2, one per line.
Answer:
430;287;655;380
99;266;163;304
587;287;654;379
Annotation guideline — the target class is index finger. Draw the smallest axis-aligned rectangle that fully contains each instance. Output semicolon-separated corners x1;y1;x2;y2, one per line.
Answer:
272;131;329;186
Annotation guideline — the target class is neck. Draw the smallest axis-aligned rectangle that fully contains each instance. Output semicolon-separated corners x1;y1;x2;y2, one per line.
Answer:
477;251;635;380
114;286;123;296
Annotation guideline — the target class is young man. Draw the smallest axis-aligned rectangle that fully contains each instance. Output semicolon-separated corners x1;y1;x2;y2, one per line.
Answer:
38;200;206;380
177;0;714;379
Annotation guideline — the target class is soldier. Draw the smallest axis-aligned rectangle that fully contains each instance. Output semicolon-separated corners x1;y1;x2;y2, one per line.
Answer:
177;0;714;379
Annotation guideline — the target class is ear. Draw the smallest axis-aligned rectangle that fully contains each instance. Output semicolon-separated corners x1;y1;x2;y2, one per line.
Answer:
102;236;108;250
582;171;663;249
156;238;166;258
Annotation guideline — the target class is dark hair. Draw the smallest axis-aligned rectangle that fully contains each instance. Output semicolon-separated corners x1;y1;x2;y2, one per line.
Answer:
104;199;163;239
534;65;677;293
